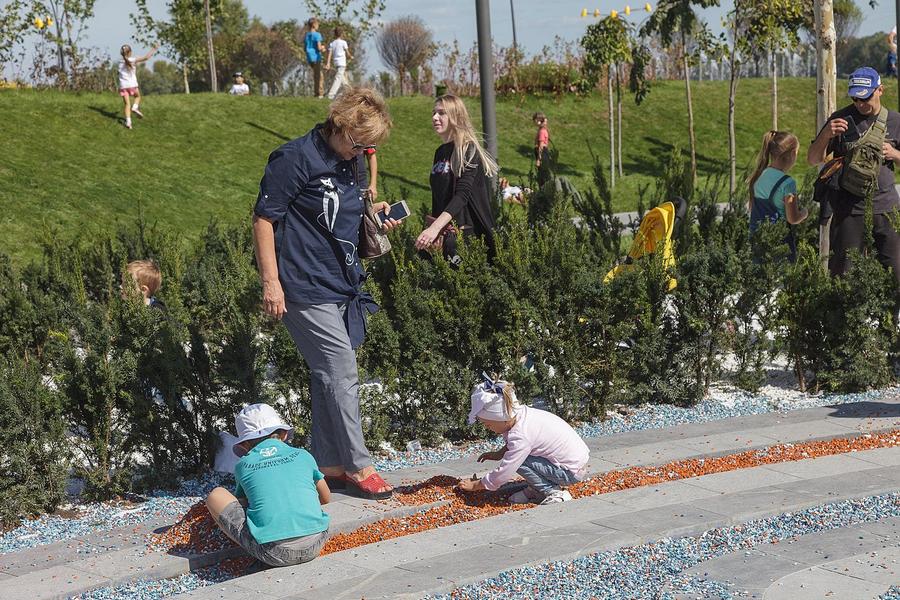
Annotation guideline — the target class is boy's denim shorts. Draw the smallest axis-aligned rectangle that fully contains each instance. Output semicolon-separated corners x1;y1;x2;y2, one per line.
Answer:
216;501;329;567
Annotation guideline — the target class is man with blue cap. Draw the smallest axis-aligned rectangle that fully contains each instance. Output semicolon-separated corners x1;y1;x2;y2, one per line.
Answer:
807;66;900;288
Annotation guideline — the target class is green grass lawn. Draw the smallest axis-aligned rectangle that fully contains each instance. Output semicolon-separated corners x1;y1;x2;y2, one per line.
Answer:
2;77;888;264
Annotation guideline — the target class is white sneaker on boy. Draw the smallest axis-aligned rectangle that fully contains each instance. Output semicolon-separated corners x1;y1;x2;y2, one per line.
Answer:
539;489;572;505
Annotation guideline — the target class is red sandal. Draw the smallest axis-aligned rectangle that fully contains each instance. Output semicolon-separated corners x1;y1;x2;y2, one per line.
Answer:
343;472;392;500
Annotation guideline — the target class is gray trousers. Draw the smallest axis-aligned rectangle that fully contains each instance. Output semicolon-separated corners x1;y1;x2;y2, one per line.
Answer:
282;301;371;472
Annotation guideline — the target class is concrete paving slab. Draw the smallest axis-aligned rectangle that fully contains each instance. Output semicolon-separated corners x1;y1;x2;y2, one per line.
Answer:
762;565;888;600
764;453;882;480
492;521;634;556
674;430;781;455
592;440;702;467
748;420;861;444
0;571;13;580
694;486;820;523
2;564;110;600
180;582;279;600
283;566;439;600
229;557;375;599
677;549;795;596
852;446;900;467
603;480;723;512
817;545;900;586
524;495;631;528
686;465;803;494
593;502;730;539
772;469;897;501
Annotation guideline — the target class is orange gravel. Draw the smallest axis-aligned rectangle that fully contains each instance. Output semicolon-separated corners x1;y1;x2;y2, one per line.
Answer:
149;429;900;562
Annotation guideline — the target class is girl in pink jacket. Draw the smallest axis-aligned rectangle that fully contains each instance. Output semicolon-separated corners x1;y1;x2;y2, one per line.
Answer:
458;377;590;504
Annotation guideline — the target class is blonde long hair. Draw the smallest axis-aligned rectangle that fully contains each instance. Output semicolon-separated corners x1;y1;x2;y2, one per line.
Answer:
435;94;498;178
747;130;798;204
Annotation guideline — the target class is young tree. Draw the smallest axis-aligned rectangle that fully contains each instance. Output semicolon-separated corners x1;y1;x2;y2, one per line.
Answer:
303;0;385;38
642;0;720;188
132;0;206;94
376;16;434;96
814;0;836;131
0;1;28;76
582;16;631;188
743;0;806;130
238;21;300;92
31;0;96;82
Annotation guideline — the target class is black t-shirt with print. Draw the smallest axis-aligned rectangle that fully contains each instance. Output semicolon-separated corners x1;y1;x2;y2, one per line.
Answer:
824;104;900;215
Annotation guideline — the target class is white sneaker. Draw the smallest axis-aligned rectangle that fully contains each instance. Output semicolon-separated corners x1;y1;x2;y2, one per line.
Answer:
508;486;542;504
132;106;144;118
539;489;572;505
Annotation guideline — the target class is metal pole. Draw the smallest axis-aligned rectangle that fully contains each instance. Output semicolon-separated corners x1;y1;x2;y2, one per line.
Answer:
476;0;498;161
509;0;518;51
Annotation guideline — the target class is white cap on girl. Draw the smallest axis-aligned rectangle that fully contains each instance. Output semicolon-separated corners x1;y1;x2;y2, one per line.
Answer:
468;376;520;424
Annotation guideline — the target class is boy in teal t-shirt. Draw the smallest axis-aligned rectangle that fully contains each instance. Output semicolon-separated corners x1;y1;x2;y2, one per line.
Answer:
206;403;331;567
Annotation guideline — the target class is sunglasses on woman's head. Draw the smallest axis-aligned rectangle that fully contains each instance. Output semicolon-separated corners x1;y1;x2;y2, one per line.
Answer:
347;133;377;151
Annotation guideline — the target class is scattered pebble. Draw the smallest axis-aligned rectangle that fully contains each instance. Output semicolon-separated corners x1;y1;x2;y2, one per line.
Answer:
431;492;900;599
881;586;900;600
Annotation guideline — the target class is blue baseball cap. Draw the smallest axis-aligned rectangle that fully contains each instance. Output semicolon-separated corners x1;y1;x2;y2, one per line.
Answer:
848;67;881;99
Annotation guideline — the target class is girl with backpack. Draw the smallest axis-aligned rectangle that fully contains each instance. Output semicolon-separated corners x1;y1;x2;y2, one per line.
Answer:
747;130;808;261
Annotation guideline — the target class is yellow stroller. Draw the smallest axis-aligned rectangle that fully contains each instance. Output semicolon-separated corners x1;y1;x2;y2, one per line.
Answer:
604;196;687;290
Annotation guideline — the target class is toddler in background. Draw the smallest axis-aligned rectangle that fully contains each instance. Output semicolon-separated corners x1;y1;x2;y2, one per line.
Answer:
458;376;590;504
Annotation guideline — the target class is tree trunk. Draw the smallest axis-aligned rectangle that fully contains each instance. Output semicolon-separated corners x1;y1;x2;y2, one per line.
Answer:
727;16;740;200
608;64;616;187
771;50;778;130
204;0;218;93
814;0;837;131
397;67;404;96
682;32;698;188
616;63;623;179
183;62;190;94
814;0;837;269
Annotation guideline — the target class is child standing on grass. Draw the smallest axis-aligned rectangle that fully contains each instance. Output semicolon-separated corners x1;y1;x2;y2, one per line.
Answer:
325;27;352;100
747;130;808;261
533;112;551;186
206;403;331;567
118;44;157;129
458;378;590;505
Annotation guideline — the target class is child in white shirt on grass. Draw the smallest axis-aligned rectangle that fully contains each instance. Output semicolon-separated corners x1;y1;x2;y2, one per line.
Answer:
118;43;157;129
325;27;352;100
458;377;590;504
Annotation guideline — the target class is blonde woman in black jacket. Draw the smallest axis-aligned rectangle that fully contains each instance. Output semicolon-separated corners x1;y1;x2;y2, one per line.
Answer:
415;94;498;259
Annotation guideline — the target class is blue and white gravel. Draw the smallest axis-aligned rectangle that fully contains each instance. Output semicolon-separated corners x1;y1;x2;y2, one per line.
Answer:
881;586;900;600
1;385;895;556
0;472;232;555
431;492;900;600
69;562;241;600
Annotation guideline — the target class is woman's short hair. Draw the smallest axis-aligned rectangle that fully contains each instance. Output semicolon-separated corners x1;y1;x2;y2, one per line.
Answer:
325;87;393;146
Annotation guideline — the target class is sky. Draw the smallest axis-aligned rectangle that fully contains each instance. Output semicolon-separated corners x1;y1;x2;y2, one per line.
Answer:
8;1;900;74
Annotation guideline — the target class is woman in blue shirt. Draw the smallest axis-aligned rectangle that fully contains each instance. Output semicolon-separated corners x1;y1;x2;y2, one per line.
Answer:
252;87;401;500
747;130;808;261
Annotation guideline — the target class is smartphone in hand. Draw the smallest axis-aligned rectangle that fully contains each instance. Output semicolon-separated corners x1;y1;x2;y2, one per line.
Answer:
842;115;860;144
376;200;410;225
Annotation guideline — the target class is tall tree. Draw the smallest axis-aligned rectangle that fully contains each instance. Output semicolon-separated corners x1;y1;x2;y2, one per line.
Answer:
0;1;28;74
203;0;217;92
642;0;720;188
814;0;837;131
376;16;434;95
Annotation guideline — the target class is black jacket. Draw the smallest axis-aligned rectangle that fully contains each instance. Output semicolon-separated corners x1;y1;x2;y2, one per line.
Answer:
430;141;495;254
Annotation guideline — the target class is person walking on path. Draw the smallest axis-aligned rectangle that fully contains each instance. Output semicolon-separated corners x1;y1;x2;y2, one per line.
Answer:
458;377;590;505
414;94;498;262
747;130;807;262
118;44;157;129
304;18;326;98
807;67;900;289
251;87;402;500
325;27;352;100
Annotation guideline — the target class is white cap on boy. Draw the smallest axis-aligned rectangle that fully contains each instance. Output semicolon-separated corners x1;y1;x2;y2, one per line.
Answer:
232;403;294;457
